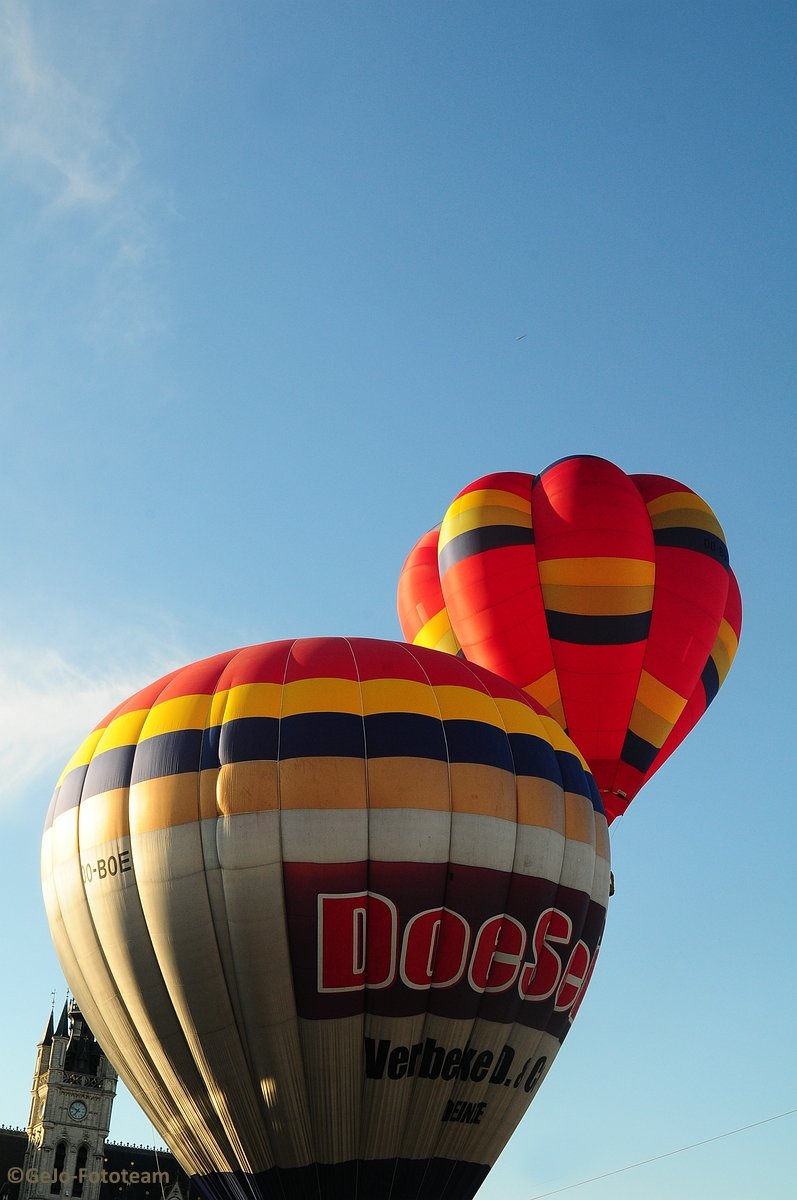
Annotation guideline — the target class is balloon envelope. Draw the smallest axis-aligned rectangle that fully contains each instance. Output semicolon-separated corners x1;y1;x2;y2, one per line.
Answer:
397;457;742;821
397;526;461;656
43;637;610;1200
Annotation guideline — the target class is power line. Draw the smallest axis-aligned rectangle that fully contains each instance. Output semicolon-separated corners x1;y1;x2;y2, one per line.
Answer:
528;1107;797;1198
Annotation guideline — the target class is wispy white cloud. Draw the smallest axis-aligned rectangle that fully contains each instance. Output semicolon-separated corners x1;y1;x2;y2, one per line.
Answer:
0;0;166;341
0;641;180;812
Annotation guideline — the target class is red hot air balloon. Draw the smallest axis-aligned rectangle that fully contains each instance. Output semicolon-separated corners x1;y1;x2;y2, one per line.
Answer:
397;457;741;822
42;637;610;1200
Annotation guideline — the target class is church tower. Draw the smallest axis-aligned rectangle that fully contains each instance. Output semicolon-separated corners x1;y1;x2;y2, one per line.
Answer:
20;1001;118;1200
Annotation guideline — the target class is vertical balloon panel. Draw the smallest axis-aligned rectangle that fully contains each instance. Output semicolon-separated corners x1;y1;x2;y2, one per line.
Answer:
529;457;657;791
43;637;609;1200
397;527;461;656
638;567;742;788
606;475;733;805
437;473;560;717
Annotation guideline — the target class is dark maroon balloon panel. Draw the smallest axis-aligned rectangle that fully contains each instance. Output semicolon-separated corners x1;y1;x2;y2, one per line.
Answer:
283;860;601;1039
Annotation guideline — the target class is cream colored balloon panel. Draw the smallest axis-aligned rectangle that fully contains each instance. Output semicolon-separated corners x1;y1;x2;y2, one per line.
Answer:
43;800;225;1174
130;804;275;1173
214;806;314;1170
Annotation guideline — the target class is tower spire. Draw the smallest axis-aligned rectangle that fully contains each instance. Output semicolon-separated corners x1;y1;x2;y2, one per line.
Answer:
40;1009;54;1047
54;999;69;1038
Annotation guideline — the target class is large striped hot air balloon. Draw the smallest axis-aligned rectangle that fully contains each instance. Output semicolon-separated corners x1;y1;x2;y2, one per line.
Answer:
397;456;742;822
42;636;609;1200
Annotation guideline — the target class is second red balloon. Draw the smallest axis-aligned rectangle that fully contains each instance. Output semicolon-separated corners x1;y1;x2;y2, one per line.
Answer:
397;455;741;822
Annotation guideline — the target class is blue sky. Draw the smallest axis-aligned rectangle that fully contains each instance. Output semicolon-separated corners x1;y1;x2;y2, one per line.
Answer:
1;1;795;1195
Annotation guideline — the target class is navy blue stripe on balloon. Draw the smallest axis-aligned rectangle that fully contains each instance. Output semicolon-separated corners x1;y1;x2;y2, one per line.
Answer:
653;526;729;567
279;711;365;759
438;524;534;575
218;712;524;773
443;718;515;772
83;744;137;798
201;723;221;770
545;609;651;645
507;731;559;780
364;712;448;760
621;728;659;774
556;749;605;809
56;745;137;808
216;716;279;765
48;732;205;817
46;766;88;824
586;772;606;816
57;766;87;812
130;729;205;785
702;655;721;706
48;715;597;806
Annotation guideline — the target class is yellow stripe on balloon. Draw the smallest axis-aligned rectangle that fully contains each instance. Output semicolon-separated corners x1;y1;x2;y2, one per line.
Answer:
645;490;726;539
491;696;549;737
438;502;533;544
443;487;531;519
627;702;675;751
537;714;591;770
713;617;739;683
649;507;726;538
634;670;687;725
56;728;108;786
140;694;214;740
95;709;152;754
438;490;532;552
210;682;283;726
645;489;717;517
432;684;505;726
360;677;441;718
540;583;655;617
413;608;460;654
537;557;655;586
521;669;562;714
280;677;362;716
